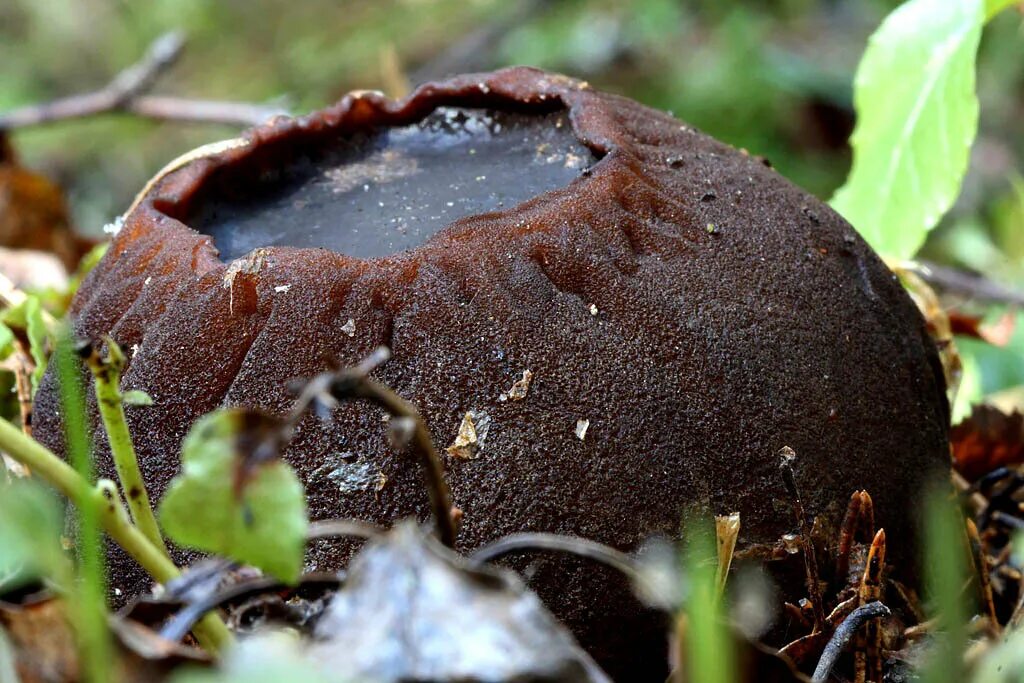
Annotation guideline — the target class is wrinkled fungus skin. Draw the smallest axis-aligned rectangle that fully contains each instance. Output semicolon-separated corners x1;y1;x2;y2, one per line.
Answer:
34;68;949;680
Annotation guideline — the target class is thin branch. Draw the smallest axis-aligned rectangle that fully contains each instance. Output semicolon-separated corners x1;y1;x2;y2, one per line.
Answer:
811;602;890;683
159;572;343;643
307;519;383;542
779;446;826;633
913;260;1024;307
409;0;551;84
125;95;287;127
966;518;1000;632
0;33;184;129
0;32;287;131
293;347;458;548
470;532;654;599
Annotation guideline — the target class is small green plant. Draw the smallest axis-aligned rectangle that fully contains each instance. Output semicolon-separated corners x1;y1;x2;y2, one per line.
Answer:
159;409;307;584
0;330;233;656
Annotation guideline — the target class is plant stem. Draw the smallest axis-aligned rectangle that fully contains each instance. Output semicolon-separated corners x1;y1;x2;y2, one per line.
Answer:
85;339;169;557
0;416;232;654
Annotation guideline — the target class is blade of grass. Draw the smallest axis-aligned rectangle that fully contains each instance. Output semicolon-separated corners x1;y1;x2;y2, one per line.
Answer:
921;482;969;683
53;331;111;683
680;516;735;683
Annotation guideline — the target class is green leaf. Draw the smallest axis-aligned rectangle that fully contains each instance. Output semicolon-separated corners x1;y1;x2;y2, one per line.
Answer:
830;0;984;258
2;296;51;393
0;322;13;362
159;409;307;583
0;478;67;589
121;389;154;407
985;0;1018;20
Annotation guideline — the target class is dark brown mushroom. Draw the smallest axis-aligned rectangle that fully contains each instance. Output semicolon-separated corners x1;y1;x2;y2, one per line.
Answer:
33;67;949;680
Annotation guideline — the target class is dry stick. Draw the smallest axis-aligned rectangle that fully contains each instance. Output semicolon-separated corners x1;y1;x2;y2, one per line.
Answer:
0;417;231;653
12;349;34;437
0;32;285;130
409;0;551;84
835;491;863;588
123;95;285;127
778;446;826;633
158;520;376;643
0;33;184;129
160;572;344;643
306;518;383;542
472;532;654;597
855;529;886;683
811;602;891;683
966;518;1000;633
309;347;457;548
914;260;1024;307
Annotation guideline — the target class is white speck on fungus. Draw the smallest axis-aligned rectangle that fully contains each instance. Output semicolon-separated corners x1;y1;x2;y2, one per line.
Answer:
575;418;590;441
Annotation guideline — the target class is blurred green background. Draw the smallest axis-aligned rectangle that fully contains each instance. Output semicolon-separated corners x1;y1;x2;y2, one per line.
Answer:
1;0;1022;417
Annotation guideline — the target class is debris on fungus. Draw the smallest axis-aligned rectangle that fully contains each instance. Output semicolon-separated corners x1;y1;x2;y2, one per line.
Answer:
575;418;590;442
446;409;491;460
500;369;533;402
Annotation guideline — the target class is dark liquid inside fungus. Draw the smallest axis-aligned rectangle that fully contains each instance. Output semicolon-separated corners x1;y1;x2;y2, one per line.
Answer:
191;108;597;260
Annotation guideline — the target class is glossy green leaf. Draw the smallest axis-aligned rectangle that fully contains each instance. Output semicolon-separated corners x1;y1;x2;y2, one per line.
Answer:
159;409;307;584
830;0;983;258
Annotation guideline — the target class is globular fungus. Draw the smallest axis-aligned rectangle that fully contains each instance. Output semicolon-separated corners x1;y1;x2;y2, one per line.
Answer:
33;67;949;680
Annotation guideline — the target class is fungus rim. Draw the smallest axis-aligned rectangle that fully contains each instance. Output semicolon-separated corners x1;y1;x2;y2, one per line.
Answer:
130;69;614;266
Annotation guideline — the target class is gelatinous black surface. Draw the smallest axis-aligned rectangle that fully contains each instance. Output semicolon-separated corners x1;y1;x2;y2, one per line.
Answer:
193;108;595;260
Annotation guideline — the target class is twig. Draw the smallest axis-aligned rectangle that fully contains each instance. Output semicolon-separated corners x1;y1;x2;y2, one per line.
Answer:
914;260;1024;307
471;532;652;597
855;529;886;683
306;519;383;542
811;602;891;683
0;33;184;130
159;572;343;643
0;32;287;130
966;518;999;633
779;446;826;633
295;347;457;548
12;349;34;437
124;95;287;127
836;491;863;588
409;0;551;83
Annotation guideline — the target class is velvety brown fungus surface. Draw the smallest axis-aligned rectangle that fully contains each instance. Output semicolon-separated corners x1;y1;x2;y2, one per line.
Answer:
33;68;950;681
